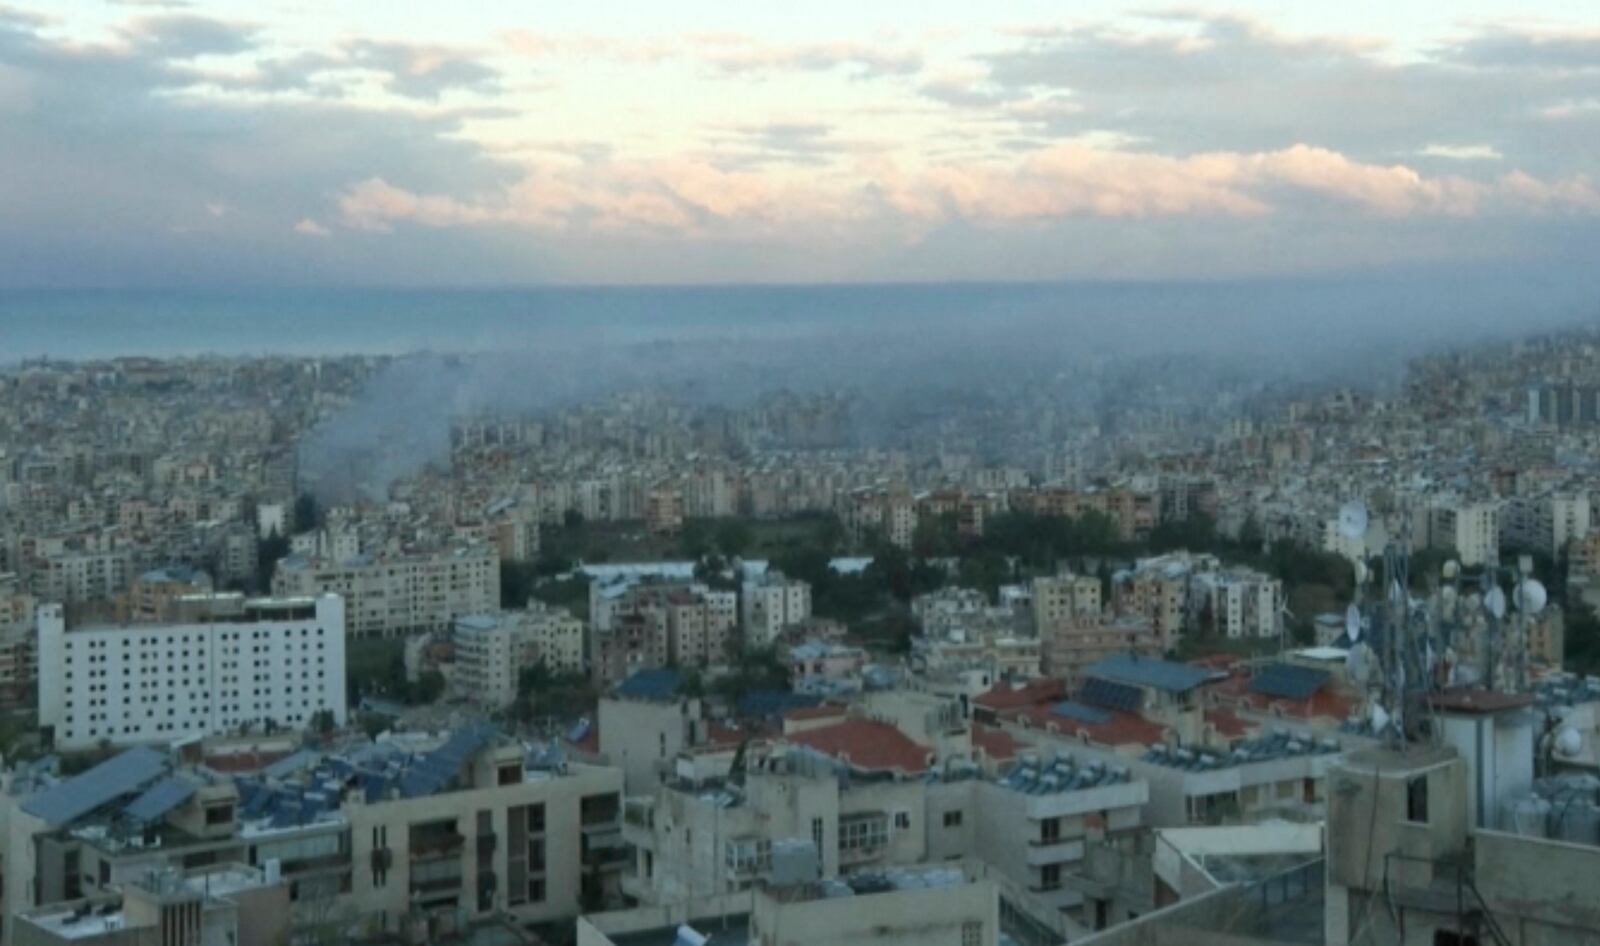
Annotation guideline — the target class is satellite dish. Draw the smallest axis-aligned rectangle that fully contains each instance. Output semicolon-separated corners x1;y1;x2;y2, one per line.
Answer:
1484;586;1507;620
1338;501;1369;540
1389;579;1404;605
1554;727;1583;758
1370;703;1390;734
1353;560;1369;585
1442;560;1460;580
1515;579;1548;615
1347;644;1370;685
1345;603;1362;642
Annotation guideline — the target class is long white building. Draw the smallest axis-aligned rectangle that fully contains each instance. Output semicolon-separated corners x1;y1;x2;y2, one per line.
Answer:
272;545;499;639
38;593;347;750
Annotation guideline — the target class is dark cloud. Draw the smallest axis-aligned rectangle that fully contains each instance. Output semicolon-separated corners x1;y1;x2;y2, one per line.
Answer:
345;40;501;99
968;15;1600;175
0;14;522;287
1443;32;1600;70
122;14;257;59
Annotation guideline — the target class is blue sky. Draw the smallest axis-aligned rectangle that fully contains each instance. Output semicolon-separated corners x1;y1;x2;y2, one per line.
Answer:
1;1;1598;285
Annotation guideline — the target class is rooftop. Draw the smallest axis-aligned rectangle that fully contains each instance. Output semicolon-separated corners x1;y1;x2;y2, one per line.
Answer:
786;719;932;774
1086;654;1217;694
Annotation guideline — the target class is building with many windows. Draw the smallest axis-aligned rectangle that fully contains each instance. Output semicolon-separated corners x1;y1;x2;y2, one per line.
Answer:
272;545;499;639
36;594;347;750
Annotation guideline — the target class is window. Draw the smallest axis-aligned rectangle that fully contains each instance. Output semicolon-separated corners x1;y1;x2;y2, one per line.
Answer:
1407;775;1430;824
943;811;963;828
527;878;545;903
893;811;911;830
1040;817;1061;844
962;922;983;946
1039;863;1061;891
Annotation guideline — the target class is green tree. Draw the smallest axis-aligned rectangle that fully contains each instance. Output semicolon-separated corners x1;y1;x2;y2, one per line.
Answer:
715;518;754;559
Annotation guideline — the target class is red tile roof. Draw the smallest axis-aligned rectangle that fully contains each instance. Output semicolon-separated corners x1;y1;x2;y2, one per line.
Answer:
784;703;849;722
1010;704;1168;747
1206;707;1254;739
974;677;1065;710
787;719;933;774
972;723;1027;762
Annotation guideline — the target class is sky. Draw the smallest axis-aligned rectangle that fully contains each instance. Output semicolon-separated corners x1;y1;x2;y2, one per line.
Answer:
1;1;1598;286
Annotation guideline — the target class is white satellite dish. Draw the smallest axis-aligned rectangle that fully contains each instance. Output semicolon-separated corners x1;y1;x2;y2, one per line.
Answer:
1442;560;1460;580
1345;603;1362;642
1485;586;1507;620
1347;644;1371;685
1515;579;1548;615
1353;560;1369;585
1338;501;1369;540
1554;727;1583;758
1370;703;1390;734
1389;578;1404;605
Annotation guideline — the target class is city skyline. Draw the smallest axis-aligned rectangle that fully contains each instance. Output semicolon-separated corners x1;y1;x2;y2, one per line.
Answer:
2;2;1599;286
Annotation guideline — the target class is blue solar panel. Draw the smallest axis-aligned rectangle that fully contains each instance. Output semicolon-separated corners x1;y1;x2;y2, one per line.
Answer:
1051;701;1111;725
123;776;196;822
614;668;684;701
1079;677;1142;712
1086;654;1213;693
737;690;821;720
399;722;498;798
21;747;168;827
1250;663;1330;700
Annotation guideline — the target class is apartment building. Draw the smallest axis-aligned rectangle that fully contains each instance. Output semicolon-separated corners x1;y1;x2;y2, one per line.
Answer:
123;565;213;623
644;487;684;536
1428;499;1500;566
741;570;812;648
36;594;348;750
590;582;735;683
0;725;626;943
452;603;587;709
1499;491;1591;556
38;550;138;606
272;545;499;639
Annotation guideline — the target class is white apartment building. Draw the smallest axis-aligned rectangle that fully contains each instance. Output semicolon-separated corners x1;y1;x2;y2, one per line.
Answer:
1500;492;1591;557
37;594;348;750
453;604;587;709
38;550;137;605
741;571;812;647
453;615;522;710
272;545;499;639
1196;570;1283;639
1428;500;1501;566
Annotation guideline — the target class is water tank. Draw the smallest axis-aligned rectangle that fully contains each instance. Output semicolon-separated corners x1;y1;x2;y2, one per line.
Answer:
1554;802;1600;847
1500;796;1551;838
264;858;282;884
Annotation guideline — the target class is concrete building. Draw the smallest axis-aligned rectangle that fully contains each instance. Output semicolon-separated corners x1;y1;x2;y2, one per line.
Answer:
644;487;684;536
452;604;587;709
1;724;626;944
1500;492;1591;557
37;594;347;750
12;865;289;946
741;571;812;648
591;582;736;683
1428;500;1500;567
272;545;499;639
123;566;213;623
580;863;1004;946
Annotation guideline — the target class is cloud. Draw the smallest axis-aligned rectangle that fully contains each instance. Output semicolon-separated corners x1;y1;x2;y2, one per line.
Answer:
1444;30;1600;70
501;29;919;79
1420;144;1503;161
346;39;500;99
122;14;257;59
293;217;331;237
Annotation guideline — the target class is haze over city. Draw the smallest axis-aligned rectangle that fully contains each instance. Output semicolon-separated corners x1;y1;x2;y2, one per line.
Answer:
4;4;1600;946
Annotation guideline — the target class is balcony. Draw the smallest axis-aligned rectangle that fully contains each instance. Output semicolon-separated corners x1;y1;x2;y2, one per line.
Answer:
410;832;465;861
1025;839;1086;867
